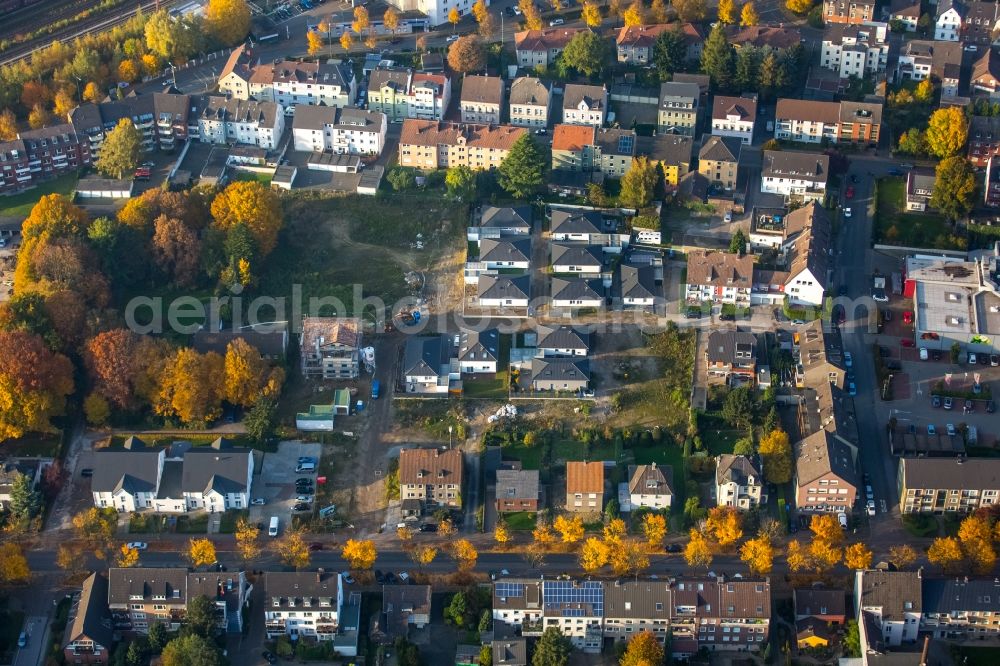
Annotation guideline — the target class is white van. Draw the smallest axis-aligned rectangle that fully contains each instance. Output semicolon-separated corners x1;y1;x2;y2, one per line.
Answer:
268;516;280;537
295;462;316;473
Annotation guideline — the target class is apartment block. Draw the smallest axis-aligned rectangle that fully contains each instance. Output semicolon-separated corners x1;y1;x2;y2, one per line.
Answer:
823;0;875;24
657;82;700;136
460;75;504;125
820;23;889;79
566;461;604;512
514;28;586;68
508;77;551;128
299;317;362;380
0;124;90;194
398;448;463;514
264;572;343;641
761;150;830;200
563;84;608;127
711;96;756;144
897;458;1000;514
398;120;526;170
685;250;754;306
794;429;858;514
292;106;386;155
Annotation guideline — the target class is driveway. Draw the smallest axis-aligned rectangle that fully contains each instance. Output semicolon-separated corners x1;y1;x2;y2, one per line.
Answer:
254;441;323;534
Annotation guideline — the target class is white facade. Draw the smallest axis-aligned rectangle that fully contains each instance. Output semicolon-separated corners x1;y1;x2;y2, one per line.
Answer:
935;7;962;40
686;283;751;304
774;117;837;144
408;76;451;120
265;576;344;641
563;100;605;127
820;28;889;79
712;111;755;144
292;110;387;155
785;267;826;307
393;0;488;27
479;293;529;308
267;78;355;110
197;108;284;150
761;174;828;198
629;490;671;510
552;294;602;309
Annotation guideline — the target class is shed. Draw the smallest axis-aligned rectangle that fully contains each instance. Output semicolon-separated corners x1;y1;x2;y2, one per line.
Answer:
75;177;133;199
272;165;297;190
307;153;362;173
333;388;352;415
296;403;335;431
358;165;384;195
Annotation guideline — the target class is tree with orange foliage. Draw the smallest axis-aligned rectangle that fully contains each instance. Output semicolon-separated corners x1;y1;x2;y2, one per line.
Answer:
341;539;377;569
83;82;102;103
447;35;486;73
52;90;76;118
620;631;664;666
210;181;283;256
641;513;667;548
519;0;543;30
223;338;284;407
553;515;584;544
453;539;478;569
706;506;743;548
85;329;140;409
580;537;609;572
307;29;324;56
340;31;354;51
154;348;225;426
28;104;51;130
623;0;645;26
0;331;74;439
786;539;809;572
809;514;844;544
118;59;139;83
808;539;842;573
533;523;556;546
684;529;713;568
21;81;52;109
152;215;201;287
928;537;964;572
844;543;873;570
739;535;774;575
0;109;17;141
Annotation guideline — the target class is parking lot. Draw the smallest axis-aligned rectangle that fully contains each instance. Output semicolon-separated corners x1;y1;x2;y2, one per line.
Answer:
252;440;323;534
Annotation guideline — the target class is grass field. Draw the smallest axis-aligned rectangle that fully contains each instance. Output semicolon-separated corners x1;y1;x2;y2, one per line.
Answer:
499;440;545;470
2;432;62;457
219;509;249;533
230;170;273;185
0;172;79;218
108;433;252;449
874;177;954;249
463;335;511;399
503;511;537;531
955;646;1000;666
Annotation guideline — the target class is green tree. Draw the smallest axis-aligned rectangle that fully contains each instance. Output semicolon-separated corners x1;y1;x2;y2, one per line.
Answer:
95;118;141;179
733;438;754;456
183;595;219;638
387;166;417;191
148;623;169;653
8;472;41;524
533;627;572;666
444;590;469;627
652;27;687;80
758;51;787;100
728;228;747;256
844;620;861;657
619;157;660;209
734;46;761;91
498;134;546;198
925;107;969;159
478;644;493;666
700;24;735;91
126;641;145;666
558;31;605;78
145;9;201;60
896;128;927;156
445;165;477;200
722;386;756;429
930;156;976;221
160;634;220;666
245;396;278;445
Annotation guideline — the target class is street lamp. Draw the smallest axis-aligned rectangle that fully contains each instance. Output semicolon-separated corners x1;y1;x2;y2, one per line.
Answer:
74;76;83;103
448;425;453;449
167;61;178;89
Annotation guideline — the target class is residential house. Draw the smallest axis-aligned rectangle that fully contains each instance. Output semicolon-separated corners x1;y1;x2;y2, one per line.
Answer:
292;106;386;155
602;579;673;645
264;572;343;642
895;41;964;98
698;136;742;191
839;101;882;145
726;25;802;49
854;570;923;649
969;115;1000;168
626;463;673;509
706;330;757;382
820;23;889;79
248;59;356;109
408;73;451;120
905;169;935;211
973;48;1000;96
368;68;412;122
563;84;608;127
592;128;636;177
193;96;284;149
192;325;288;361
460;75;504;125
398;448;463;515
551;124;596;172
671;577;772;654
551;243;603;274
480;238;531;270
748;206;792;251
514;28;587;68
711;96;756;144
509;77;551;128
492;639;528;665
890;0;921;30
793;322;845;389
987;156;1000;207
794;429;858;514
381;585;432;640
477;205;531;238
774;99;838;143
619;263;659;309
897;458;1000;514
402;335;459;395
550;209;628;249
216;43;255;100
495;469;540;513
398;120;526;170
89;437;163;513
492;579;544;633
935;0;964;40
187;570;249;634
657;82;700;136
761;150;830;200
823;0;875;23
541;580;604;651
794;587;847;627
0;459;45;510
936;0;1000;43
457;329;500;374
685;250;754;305
637;134;692;187
921;577;1000;639
565;461;604;512
299;317;362;380
536;325;590;357
68;91;192;157
774;202;831;307
62;573;113;665
179;444;255;513
531;358;590;392
551;277;604;309
0;124;90;195
716;455;766;510
477;275;530;310
616;23;704;64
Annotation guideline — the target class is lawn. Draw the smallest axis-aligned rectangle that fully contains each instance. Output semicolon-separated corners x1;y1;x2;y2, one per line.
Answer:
696;414;743;456
502;511;537;531
2;432;62;457
219;509;249;533
175;514;209;534
499;439;545;470
0;172;79;218
230;170;273;185
955;646;1000;666
874;177;955;249
901;513;937;538
463;335;511;399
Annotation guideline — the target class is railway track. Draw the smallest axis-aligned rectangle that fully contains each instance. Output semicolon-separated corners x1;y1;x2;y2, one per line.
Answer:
0;0;183;68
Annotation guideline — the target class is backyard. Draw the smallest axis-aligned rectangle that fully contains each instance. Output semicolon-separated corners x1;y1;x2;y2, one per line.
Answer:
874;177;960;250
462;334;512;400
0;172;80;218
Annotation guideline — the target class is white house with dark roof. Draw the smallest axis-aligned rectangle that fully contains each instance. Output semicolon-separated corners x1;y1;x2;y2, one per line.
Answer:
531;357;590;392
551;243;603;274
536;325;590;357
854;570;923;650
716;454;766;509
264;571;344;641
549;209;629;250
761;150;830;200
477;275;530;309
627;463;673;509
194;96;285;150
476;206;532;239
403;335;458;394
291;106;386;155
480;238;531;270
509;77;551;128
711;96;756;144
551;277;604;309
562;84;608;127
458;328;500;374
620;263;659;309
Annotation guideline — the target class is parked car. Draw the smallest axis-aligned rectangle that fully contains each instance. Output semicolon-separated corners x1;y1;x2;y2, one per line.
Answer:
251;498;266;505
932;350;942;361
850;173;859;183
944;396;953;410
946;423;957;436
296;495;313;503
992;354;999;367
987;400;996;413
848;381;857;396
844;352;853;367
846;185;855;199
309;542;323;551
17;632;27;648
882;309;891;322
126;542;147;550
549;18;564;25
837;512;848;528
927;424;937;435
919;347;929;360
446;34;460;42
292;503;311;511
724;210;733;223
418;523;437;532
666;543;683;553
843;207;852;218
342;572;355;584
901;338;915;347
262;652;278;665
932;395;941;408
964;399;974;413
866;501;876;516
969;352;979;364
374;570;385;584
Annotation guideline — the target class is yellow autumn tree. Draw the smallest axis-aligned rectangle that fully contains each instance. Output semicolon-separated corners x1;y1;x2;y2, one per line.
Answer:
116;544;140;568
718;0;738;23
234;517;261;563
411;544;437;568
0;543;30;584
623;0;645;26
342;539;377;570
340;31;354;51
739;535;774;575
278;530;311;569
533;523;556;546
553;515;584;544
844;543;873;570
786;539;809;572
889;544;918;570
472;0;488;23
609;539;650;576
438;518;456;537
453;539;478;570
809;514;844;545
223;338;284;407
706;506;743;549
928;537;964;572
603;518;628;544
155;348;225;425
684;529;713;568
740;1;759;25
206;0;252;45
448;7;461;31
210;180;283;256
495;520;511;546
519;0;542;30
808;539;842;573
582;1;602;28
786;0;813;14
397;525;414;543
641;513;668;548
620;631;664;666
580;537;610;572
83;81;102;103
307;29;324;56
187;538;217;568
383;7;400;35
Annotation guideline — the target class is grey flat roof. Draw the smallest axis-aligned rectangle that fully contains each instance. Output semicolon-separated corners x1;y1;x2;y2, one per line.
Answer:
915;281;974;335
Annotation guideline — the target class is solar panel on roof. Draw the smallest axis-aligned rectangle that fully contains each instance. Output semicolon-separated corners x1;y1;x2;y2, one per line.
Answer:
618;134;634;154
496;582;525;598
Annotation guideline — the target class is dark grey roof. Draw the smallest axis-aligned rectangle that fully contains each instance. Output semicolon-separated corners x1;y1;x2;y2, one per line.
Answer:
509;77;550;107
637;134;693;166
382;584;432;638
478;275;530;300
63;572;113;651
901;458;1000;490
108;568;189;607
627;464;673;497
480;238;531;264
90;446;163;495
536;325;591;351
496;469;540;502
531;357;590;382
794;587;847;619
794;430;857;488
551;277;603;302
403;335;450;377
551;243;603;267
368;68;411;93
620;263;657;300
264;572;340;612
603;579;673;620
481;206;531;231
762;150;829;183
550;209;604;235
922;578;1000;615
158;460;183;499
594;128;637;157
197;95;279;127
699;135;743;163
180;440;252;496
458;329;499;363
563;83;607;111
706;330;757;365
857;570;922;619
492;638;528;666
715;454;762;487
